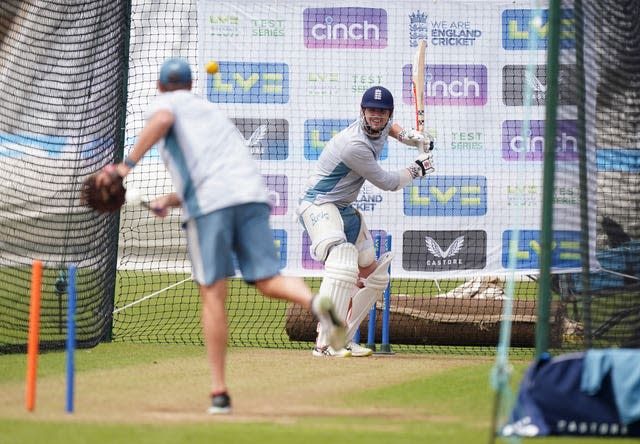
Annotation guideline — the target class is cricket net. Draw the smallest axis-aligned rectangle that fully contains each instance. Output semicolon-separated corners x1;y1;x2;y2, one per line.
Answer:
1;0;638;355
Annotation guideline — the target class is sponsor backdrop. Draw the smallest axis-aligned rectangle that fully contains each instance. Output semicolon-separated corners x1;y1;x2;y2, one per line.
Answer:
129;1;595;278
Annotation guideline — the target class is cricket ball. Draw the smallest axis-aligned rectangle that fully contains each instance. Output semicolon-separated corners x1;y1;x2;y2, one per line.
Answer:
205;61;219;74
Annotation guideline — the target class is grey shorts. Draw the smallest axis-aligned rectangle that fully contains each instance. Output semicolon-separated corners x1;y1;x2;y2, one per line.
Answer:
184;203;280;286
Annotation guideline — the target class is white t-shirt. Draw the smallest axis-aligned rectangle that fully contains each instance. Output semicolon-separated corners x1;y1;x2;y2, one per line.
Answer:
147;90;269;221
299;119;402;210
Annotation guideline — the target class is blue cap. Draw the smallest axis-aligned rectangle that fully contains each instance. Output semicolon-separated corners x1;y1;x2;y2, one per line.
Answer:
361;86;394;111
159;58;192;85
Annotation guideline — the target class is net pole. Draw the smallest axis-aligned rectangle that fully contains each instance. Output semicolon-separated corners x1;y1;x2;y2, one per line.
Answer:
366;235;381;351
66;265;77;413
25;260;43;412
535;0;561;357
379;234;393;354
573;0;593;349
490;5;544;441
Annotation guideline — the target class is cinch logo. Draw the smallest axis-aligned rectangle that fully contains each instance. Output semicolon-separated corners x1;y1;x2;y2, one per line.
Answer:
207;62;289;103
231;118;288;160
304;119;388;160
263;175;288;216
502;9;575;50
303;7;388;49
403;176;487;216
502;120;577;161
502;65;576;106
502;229;581;269
402;64;487;106
402;230;487;271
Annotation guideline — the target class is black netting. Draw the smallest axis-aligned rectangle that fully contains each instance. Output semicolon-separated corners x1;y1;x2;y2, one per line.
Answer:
0;1;128;352
2;0;638;356
549;0;640;351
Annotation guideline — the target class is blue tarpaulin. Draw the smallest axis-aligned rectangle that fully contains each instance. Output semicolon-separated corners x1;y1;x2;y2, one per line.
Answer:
503;350;640;437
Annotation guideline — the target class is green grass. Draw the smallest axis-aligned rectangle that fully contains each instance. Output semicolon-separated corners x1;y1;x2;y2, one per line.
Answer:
2;264;548;362
2;269;630;443
1;343;636;444
1;267;561;356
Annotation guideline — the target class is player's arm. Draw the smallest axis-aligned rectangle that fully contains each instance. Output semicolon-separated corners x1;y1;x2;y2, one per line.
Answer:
388;123;403;140
94;109;174;188
345;142;432;192
150;192;181;217
116;109;175;177
81;108;175;212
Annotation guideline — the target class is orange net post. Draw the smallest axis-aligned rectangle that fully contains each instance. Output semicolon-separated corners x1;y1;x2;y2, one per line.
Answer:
25;260;43;411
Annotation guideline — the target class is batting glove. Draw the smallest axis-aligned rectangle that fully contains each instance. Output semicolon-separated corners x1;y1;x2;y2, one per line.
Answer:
398;129;434;151
407;153;435;178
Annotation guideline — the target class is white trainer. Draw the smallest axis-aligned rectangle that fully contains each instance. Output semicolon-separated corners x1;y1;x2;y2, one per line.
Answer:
311;293;347;351
346;342;373;357
312;346;352;357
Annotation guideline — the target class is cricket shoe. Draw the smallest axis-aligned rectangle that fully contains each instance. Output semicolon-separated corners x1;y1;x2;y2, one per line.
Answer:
207;392;232;414
346;342;373;357
312;346;352;357
311;293;347;351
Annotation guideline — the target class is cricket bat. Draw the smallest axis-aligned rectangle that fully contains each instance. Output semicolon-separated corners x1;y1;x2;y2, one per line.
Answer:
411;40;431;153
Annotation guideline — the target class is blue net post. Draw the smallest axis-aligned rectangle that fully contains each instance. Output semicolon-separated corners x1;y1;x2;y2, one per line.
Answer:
366;235;381;351
65;264;77;413
377;234;394;354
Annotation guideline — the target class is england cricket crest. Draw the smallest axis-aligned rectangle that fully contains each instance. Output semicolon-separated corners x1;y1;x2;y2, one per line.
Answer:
409;11;428;47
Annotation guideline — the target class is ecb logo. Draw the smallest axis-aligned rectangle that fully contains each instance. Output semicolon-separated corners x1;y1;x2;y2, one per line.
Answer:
403;176;487;216
502;8;575;50
304;119;388;160
502;229;581;269
207;62;289;103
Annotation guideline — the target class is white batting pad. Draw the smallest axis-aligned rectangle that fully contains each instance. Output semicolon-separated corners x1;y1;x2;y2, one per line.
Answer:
346;252;393;340
300;203;346;262
315;243;359;347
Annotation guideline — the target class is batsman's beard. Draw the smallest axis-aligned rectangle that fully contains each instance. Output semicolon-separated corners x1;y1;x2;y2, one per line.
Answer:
362;115;389;138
